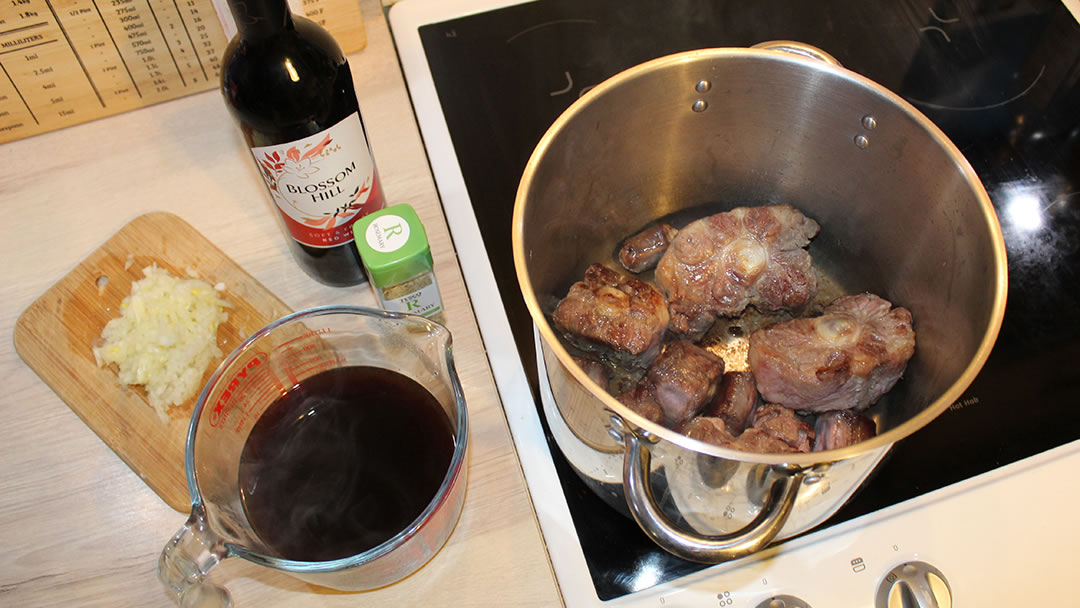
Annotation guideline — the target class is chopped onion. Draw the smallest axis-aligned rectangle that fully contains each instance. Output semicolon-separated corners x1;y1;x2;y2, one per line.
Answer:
93;265;230;418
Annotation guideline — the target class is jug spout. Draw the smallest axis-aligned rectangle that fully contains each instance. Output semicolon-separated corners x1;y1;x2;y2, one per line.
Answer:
159;505;231;607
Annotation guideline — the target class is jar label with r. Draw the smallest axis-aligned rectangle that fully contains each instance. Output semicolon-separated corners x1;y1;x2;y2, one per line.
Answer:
378;280;443;319
365;214;411;253
250;112;385;248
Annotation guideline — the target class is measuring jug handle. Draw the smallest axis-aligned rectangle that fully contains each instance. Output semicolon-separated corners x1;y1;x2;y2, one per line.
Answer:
158;505;232;608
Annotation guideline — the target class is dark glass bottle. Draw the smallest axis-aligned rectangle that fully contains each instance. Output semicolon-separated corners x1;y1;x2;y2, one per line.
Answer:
220;0;385;286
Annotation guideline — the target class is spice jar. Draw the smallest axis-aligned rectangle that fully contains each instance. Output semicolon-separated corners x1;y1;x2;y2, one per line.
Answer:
353;204;445;324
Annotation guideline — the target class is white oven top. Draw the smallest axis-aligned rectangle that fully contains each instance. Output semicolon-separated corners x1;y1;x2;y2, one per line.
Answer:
388;1;1080;605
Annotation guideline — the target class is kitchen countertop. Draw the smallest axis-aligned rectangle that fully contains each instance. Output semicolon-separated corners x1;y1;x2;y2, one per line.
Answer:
0;1;563;606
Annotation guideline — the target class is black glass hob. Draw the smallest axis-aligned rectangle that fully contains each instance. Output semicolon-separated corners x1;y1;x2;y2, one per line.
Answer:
407;0;1080;600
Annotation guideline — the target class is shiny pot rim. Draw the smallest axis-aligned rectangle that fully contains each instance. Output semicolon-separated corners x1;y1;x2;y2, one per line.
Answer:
512;46;1008;467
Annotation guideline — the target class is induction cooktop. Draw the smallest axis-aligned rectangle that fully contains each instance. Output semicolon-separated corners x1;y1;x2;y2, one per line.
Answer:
389;0;1080;604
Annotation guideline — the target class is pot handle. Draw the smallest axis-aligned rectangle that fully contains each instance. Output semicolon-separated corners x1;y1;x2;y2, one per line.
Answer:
611;417;804;563
751;40;843;68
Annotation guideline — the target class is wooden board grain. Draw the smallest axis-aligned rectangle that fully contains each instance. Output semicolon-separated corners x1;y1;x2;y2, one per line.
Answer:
13;212;292;511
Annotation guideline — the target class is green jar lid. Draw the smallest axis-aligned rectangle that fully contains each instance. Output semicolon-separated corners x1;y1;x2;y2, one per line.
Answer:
352;204;434;287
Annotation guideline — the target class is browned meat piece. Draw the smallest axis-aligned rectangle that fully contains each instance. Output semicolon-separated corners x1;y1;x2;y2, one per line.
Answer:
701;371;759;434
618;222;679;273
647;340;725;426
748;293;916;413
683;416;737;445
571;355;610;391
684;417;800;453
655;205;820;337
684;416;731;441
813;410;877;451
735;428;805;453
682;403;813;454
615;383;665;426
552;264;669;368
749;404;815;453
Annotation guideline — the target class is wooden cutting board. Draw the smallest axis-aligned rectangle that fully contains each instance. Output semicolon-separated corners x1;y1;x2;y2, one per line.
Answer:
13;212;292;511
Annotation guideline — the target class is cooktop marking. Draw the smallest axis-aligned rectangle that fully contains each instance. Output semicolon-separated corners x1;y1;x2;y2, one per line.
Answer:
906;64;1046;112
506;19;597;44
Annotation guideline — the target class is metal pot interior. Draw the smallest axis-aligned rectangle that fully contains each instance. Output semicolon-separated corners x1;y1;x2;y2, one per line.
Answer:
513;48;1007;462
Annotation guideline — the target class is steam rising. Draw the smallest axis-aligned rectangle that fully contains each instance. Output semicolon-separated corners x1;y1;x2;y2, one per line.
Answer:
238;366;454;562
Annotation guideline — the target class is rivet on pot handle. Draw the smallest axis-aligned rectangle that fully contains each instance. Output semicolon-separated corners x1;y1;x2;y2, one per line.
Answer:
610;415;804;564
751;40;843;68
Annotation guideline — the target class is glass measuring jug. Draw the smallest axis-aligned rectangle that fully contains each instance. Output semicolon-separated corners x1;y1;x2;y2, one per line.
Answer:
158;305;469;607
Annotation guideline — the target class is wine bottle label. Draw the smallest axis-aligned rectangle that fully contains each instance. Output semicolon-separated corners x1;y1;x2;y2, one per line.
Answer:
251;112;385;248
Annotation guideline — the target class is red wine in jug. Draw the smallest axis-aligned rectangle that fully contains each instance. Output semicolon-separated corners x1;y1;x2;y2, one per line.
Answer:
220;0;386;286
238;366;455;562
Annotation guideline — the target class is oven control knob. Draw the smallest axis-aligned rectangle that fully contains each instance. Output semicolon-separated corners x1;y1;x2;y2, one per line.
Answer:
875;561;952;608
755;595;812;608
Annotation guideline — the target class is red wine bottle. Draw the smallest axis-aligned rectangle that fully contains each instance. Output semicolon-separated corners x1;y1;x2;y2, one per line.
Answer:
220;0;385;286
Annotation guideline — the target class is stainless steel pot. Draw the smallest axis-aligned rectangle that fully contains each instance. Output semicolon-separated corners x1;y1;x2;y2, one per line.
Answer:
512;42;1007;563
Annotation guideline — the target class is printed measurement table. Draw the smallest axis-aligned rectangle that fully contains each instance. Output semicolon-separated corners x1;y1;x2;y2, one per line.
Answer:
0;0;228;143
0;0;365;144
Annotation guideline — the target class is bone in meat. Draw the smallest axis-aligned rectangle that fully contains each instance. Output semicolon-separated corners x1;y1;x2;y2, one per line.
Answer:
655;204;819;338
748;293;916;413
552;264;669;368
